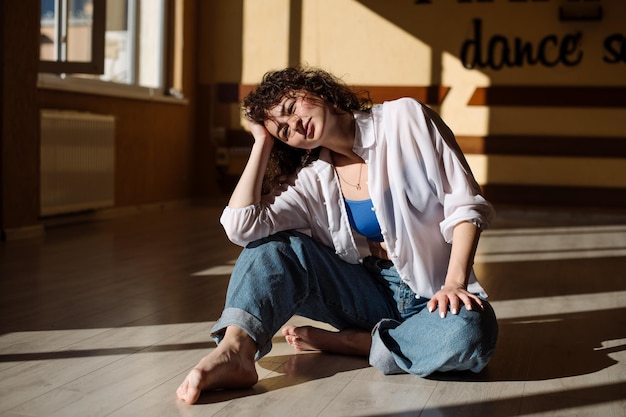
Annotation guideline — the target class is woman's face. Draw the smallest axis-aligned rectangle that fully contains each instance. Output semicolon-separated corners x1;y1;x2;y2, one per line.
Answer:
264;91;338;150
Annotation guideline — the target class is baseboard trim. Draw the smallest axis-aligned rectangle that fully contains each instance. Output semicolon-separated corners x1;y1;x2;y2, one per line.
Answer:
40;199;197;228
457;135;626;158
2;224;45;241
482;184;626;208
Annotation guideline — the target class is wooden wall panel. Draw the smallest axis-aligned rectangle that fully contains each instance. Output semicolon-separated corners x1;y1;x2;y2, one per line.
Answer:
214;82;626;209
468;86;626;107
482;184;626;208
235;83;449;106
456;135;626;158
0;1;42;238
38;90;197;207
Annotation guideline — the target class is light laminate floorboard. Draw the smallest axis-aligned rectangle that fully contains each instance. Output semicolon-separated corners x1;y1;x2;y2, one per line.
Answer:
1;202;625;416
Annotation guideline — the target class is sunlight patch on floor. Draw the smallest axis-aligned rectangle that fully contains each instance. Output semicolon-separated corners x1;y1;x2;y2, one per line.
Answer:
191;260;238;276
490;290;626;320
477;224;626;263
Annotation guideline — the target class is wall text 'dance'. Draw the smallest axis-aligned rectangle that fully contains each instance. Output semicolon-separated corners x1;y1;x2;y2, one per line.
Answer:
461;19;626;70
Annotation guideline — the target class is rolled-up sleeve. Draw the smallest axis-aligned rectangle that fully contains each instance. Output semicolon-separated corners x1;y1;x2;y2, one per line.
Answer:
426;107;495;242
383;98;494;244
219;184;313;247
220;204;271;247
439;194;494;243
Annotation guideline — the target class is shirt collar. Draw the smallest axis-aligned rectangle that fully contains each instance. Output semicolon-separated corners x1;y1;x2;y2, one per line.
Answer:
353;110;375;152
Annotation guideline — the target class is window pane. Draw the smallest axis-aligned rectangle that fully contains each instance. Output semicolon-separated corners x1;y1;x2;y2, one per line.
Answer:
67;0;94;62
40;0;104;73
102;0;132;83
40;0;165;90
40;0;58;61
138;0;164;89
98;0;164;88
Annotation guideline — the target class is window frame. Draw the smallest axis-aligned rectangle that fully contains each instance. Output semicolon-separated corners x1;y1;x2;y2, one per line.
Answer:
39;0;106;75
38;0;183;102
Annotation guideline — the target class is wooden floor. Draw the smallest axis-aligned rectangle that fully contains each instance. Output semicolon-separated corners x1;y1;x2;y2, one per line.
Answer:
1;201;625;417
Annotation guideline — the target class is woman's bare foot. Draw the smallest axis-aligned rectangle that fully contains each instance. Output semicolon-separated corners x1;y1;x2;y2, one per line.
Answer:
176;327;258;404
281;325;372;356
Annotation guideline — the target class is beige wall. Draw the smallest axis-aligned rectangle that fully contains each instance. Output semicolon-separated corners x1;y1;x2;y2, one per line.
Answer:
208;0;626;202
2;0;623;240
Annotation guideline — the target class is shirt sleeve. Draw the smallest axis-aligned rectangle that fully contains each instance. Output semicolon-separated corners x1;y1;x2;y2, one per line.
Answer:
385;98;495;243
421;103;495;241
219;179;313;247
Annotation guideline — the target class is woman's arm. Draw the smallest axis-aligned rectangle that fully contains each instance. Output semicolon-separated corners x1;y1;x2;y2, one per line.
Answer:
228;121;275;208
427;221;484;318
221;120;312;246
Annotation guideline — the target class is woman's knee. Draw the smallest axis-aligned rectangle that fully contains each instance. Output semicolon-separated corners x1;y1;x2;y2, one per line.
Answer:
237;232;306;267
447;302;499;364
244;231;299;253
408;306;497;361
242;231;322;264
375;307;498;375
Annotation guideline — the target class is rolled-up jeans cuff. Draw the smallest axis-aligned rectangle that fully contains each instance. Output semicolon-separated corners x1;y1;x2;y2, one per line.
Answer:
369;319;406;375
210;307;272;360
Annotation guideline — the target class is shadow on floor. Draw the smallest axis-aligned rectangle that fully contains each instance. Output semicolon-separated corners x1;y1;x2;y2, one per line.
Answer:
0;341;217;363
195;352;369;404
430;307;625;382
359;381;626;417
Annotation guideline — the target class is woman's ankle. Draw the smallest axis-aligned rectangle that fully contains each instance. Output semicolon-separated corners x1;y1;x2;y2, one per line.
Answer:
222;325;258;357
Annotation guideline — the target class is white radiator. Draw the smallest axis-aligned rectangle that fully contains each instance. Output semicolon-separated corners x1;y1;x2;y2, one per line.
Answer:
40;110;115;216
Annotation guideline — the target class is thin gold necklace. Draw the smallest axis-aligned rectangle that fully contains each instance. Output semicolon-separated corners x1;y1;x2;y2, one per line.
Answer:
336;163;363;190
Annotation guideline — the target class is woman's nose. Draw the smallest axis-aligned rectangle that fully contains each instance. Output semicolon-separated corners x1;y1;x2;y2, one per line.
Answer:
288;114;301;130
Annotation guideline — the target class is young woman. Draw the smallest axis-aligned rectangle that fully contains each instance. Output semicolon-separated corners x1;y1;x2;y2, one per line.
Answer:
177;67;498;404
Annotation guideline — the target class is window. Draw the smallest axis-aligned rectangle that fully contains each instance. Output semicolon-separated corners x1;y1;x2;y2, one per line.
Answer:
40;0;173;97
40;0;105;74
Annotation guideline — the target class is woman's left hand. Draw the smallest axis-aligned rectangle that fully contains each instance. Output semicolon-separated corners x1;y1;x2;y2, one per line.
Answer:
427;285;484;319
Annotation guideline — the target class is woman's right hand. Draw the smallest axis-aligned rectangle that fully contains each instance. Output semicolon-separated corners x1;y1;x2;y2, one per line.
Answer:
228;119;275;208
247;119;274;147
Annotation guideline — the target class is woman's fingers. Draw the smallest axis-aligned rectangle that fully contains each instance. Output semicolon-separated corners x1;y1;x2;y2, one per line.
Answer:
247;119;273;141
428;289;483;318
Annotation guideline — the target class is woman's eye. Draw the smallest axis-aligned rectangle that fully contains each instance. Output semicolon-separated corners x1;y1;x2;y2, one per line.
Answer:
288;102;295;114
282;126;290;138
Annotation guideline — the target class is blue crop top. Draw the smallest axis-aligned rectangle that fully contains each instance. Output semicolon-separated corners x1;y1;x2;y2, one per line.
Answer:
344;198;384;242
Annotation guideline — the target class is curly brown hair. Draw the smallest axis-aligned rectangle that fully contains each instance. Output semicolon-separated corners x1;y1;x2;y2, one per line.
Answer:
242;67;372;194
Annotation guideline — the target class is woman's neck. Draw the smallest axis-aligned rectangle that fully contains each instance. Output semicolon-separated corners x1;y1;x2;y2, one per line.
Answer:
325;113;360;163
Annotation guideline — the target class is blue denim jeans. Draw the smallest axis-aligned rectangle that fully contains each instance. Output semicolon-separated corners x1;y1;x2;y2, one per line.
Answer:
211;231;498;376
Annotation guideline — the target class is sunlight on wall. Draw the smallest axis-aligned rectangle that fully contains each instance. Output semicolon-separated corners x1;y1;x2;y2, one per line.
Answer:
229;0;626;193
241;0;435;85
465;154;489;186
300;0;432;85
440;50;491;137
468;154;626;188
487;156;626;188
242;0;291;83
